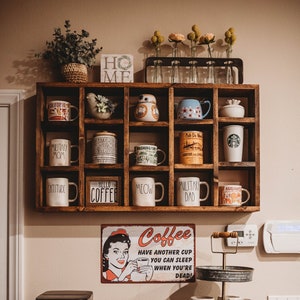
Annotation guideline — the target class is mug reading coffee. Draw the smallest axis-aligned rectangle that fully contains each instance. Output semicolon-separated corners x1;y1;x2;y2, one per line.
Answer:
48;100;79;121
134;145;166;166
132;177;164;206
177;177;209;206
49;139;79;166
219;184;250;206
46;177;78;207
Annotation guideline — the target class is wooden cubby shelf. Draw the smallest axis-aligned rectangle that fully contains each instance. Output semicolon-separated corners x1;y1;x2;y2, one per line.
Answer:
36;82;260;213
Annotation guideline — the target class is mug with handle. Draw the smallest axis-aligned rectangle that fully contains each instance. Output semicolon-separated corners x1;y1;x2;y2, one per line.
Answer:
132;177;164;206
177;99;211;120
177;177;210;206
46;177;78;207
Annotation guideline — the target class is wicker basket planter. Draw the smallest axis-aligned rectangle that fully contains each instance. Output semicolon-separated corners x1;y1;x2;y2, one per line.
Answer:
61;63;88;83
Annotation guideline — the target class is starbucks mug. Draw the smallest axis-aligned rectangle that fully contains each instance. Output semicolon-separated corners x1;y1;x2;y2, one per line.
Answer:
223;125;244;162
134;145;166;166
219;184;250;206
48;100;78;121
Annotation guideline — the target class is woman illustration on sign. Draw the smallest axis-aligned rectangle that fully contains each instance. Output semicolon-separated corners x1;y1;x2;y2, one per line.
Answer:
102;228;153;282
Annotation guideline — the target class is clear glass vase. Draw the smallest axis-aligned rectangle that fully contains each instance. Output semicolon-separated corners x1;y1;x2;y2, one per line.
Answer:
189;46;198;83
206;60;215;84
225;47;234;84
153;59;163;83
225;60;234;84
170;43;181;83
152;46;163;83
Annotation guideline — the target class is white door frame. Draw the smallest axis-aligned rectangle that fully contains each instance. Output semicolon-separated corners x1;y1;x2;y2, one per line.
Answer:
0;90;24;300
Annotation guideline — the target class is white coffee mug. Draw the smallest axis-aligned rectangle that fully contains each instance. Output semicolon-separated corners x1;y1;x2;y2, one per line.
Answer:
219;184;250;206
48;100;78;121
49;139;79;166
134;145;166;166
136;257;149;268
223;125;244;162
46;177;78;207
177;177;209;206
132;177;164;206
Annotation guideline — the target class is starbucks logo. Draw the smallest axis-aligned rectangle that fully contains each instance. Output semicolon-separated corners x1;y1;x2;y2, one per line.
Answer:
227;134;240;148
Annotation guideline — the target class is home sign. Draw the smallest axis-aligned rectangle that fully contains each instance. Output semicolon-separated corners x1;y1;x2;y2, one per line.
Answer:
100;54;134;83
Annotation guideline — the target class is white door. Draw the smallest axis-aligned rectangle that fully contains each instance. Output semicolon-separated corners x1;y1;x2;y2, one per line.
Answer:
0;104;9;299
0;90;24;300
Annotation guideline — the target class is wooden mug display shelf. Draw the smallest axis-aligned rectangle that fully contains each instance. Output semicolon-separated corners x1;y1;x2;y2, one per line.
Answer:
35;82;260;213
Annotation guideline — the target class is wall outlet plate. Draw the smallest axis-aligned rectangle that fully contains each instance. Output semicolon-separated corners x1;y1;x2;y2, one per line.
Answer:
226;224;258;247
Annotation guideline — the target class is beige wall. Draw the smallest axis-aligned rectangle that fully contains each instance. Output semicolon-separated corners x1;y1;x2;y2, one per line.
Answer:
1;0;300;299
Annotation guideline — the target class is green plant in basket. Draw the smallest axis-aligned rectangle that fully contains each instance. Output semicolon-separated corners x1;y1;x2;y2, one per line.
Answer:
39;20;102;67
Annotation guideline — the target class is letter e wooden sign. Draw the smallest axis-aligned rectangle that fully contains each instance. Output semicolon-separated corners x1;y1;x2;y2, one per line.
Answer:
100;54;134;82
101;224;195;283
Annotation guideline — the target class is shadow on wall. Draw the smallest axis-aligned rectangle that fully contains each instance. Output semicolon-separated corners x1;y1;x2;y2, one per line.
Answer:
168;280;221;300
6;50;59;96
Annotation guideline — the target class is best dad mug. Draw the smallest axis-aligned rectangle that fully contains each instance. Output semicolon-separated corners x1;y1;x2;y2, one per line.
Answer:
177;177;209;206
219;184;250;206
48;100;79;121
132;177;164;206
49;138;79;166
134;145;166;166
46;177;78;207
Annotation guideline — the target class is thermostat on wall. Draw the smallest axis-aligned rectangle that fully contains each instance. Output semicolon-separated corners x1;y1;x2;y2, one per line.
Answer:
226;224;258;247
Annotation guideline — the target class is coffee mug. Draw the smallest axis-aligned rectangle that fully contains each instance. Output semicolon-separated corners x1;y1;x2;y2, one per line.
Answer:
48;100;79;121
46;177;78;207
132;177;164;206
134;145;166;166
219;185;250;206
49;139;79;166
177;98;211;120
136;257;149;268
223;125;244;162
177;177;209;206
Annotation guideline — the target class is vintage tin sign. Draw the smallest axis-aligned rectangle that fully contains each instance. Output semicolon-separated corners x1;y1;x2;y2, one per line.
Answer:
101;224;195;283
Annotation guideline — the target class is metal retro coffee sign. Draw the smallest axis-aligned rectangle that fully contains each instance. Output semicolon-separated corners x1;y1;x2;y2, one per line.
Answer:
101;224;195;283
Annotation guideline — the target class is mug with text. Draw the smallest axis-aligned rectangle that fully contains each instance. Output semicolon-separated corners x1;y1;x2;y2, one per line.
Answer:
46;177;78;207
132;177;164;206
134;145;166;166
177;177;209;206
219;184;250;206
48;100;78;121
49;138;79;166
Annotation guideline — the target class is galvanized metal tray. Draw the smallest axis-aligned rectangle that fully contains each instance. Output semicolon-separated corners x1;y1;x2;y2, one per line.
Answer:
196;265;253;282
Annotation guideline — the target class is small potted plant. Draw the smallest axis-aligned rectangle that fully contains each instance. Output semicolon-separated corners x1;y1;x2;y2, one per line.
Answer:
86;93;118;119
38;20;102;83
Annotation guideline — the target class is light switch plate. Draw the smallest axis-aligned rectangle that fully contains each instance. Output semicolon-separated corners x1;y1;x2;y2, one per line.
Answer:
226;224;258;247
